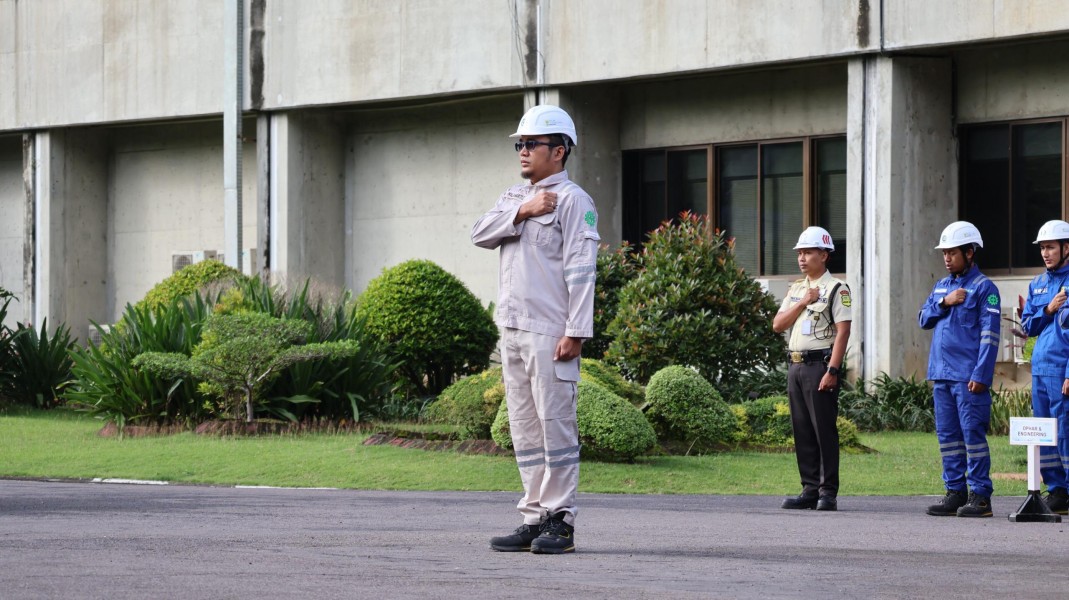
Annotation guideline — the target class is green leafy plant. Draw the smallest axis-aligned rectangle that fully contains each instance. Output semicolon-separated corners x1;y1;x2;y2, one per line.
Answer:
0;319;76;409
605;212;785;387
423;366;503;440
492;380;656;462
717;365;790;404
586;242;639;359
740;395;862;450
134;312;361;423
643;365;738;453
356;259;497;398
839;373;934;432
0;291;25;405
137;259;244;313
990;387;1033;436
580;358;644;406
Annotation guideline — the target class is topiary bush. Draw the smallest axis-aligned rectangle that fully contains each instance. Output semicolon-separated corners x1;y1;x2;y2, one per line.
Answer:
137;260;245;313
356;260;497;398
424;366;503;440
580;357;644;406
605;212;785;388
644;365;738;453
586;242;639;359
491;379;656;462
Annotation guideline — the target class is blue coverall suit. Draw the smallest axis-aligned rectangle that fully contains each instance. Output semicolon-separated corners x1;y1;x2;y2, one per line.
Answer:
919;264;1000;498
1023;262;1069;494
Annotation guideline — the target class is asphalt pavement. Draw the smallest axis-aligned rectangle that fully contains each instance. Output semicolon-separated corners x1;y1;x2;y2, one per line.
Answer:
1;479;1066;599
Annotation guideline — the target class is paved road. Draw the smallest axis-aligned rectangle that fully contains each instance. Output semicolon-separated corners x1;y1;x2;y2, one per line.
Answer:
1;479;1066;599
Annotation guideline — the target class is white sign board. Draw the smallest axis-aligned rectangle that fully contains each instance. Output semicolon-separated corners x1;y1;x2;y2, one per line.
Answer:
1009;417;1058;446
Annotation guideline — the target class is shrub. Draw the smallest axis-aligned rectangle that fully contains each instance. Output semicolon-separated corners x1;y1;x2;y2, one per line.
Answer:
586;242;639;359
606;212;785;387
424;366;503;439
644;365;738;453
356;259;497;398
990;387;1033;436
839;373;934;432
741;395;863;450
0;319;76;409
718;365;789;404
492;379;656;462
137;259;244;313
580;358;644;406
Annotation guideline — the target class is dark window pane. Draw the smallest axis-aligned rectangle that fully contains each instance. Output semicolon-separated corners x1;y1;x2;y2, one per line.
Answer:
962;125;1010;270
668;149;708;218
1011;122;1062;269
719;145;759;274
761;142;805;275
641;153;667;237
814;137;847;273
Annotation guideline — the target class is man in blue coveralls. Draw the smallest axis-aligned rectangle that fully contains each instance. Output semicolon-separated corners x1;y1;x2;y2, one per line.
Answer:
1023;220;1069;515
919;221;1000;518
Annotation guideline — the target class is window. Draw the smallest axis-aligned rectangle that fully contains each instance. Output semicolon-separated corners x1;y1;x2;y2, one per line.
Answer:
961;120;1065;272
623;136;847;276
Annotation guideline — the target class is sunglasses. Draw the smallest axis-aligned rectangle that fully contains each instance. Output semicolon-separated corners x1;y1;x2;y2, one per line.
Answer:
514;140;560;152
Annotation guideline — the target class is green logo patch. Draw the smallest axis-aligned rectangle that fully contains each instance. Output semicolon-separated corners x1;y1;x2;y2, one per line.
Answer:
986;294;998;306
584;210;597;226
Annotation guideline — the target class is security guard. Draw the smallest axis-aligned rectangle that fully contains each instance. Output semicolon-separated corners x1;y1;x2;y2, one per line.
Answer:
773;226;852;511
1023;220;1069;515
472;104;600;554
919;221;999;518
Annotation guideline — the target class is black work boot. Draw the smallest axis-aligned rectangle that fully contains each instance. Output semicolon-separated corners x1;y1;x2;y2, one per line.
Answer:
781;493;819;510
530;512;575;554
956;491;993;518
1044;488;1069;515
927;489;967;516
490;522;542;552
816;495;837;511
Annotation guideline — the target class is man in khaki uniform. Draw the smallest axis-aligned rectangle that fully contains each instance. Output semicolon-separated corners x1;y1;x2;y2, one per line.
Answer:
471;104;600;554
772;226;852;511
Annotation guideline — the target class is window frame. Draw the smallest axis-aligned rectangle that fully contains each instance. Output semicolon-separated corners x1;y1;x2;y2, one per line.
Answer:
959;116;1068;277
623;134;846;279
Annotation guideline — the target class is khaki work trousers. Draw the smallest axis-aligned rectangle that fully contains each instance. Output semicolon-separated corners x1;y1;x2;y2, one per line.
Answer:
500;327;580;527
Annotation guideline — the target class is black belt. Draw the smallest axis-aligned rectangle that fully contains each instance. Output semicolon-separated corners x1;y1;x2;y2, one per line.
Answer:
788;349;831;364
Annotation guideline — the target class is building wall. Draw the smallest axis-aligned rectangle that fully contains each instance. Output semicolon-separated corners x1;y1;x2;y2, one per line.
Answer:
0;135;24;325
108;121;257;320
955;39;1069;124
884;0;1069;50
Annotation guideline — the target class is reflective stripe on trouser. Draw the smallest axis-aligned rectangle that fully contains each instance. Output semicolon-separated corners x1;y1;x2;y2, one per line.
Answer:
932;381;993;497
500;327;580;527
787;361;839;496
1032;376;1069;492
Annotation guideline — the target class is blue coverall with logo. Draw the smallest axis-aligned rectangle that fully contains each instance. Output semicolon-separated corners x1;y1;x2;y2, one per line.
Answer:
919;264;1000;498
1023;262;1069;494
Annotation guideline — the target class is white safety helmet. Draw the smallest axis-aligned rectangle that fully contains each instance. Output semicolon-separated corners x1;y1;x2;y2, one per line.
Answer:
793;226;835;251
510;104;578;147
934;221;983;250
1033;220;1069;244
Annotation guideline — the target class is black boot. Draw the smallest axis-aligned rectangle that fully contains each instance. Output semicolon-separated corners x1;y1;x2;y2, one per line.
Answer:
816;495;837;511
781;493;819;510
530;512;575;554
490;522;542;552
1044;488;1069;515
926;489;967;516
956;491;993;518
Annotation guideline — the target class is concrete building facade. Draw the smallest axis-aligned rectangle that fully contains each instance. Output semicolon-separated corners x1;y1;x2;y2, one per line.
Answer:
2;0;1069;385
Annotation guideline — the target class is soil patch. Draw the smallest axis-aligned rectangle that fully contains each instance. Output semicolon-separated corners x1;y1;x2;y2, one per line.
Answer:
362;431;509;456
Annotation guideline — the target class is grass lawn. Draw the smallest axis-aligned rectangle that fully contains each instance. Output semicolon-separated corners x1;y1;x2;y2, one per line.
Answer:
0;407;1030;496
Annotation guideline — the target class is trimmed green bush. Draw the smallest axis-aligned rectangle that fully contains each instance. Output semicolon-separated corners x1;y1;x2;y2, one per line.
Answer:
424;366;503;440
137;259;244;313
586;242;639;359
742;395;863;450
356;260;497;398
644;365;738;452
492;379;656;462
605;212;785;387
580;358;644;406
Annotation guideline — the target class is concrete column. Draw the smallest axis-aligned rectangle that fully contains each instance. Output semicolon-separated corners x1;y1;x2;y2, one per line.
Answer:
32;130;109;340
848;56;958;382
269;111;345;288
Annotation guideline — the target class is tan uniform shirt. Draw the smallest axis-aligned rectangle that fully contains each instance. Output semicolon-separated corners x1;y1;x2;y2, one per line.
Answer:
471;170;601;339
779;270;853;352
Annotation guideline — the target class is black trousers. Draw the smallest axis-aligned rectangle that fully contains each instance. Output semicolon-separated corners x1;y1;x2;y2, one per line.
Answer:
787;360;840;497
